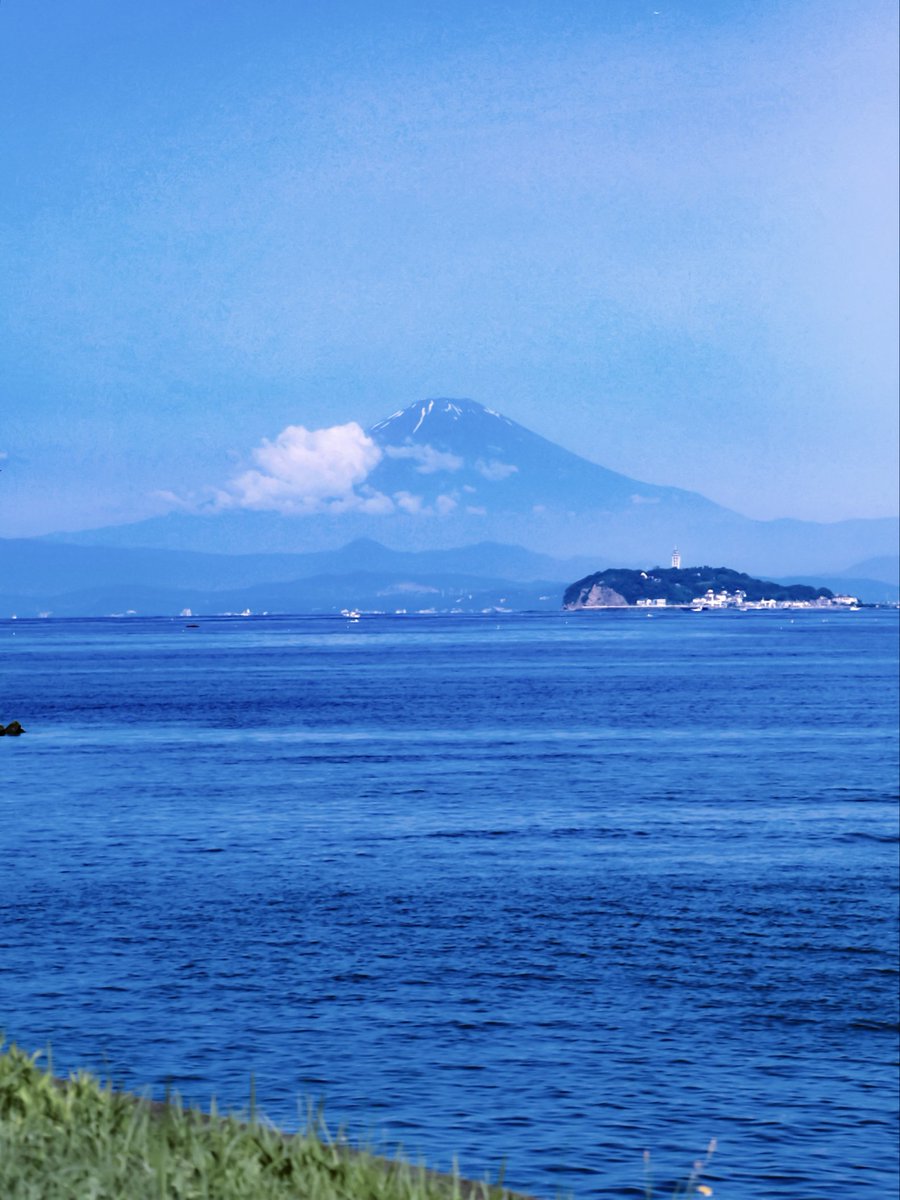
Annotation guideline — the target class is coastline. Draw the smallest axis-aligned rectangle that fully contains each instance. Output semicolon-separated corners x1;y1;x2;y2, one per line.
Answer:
0;1044;534;1200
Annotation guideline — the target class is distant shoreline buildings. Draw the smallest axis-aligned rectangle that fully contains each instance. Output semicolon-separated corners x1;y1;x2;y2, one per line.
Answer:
563;561;862;612
627;589;860;611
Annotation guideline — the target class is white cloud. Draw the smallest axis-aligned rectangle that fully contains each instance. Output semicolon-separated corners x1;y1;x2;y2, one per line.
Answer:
160;425;467;519
223;422;389;514
394;490;423;514
151;488;198;510
384;443;464;474
393;490;458;516
434;493;457;515
466;504;487;515
353;491;395;515
475;459;518;482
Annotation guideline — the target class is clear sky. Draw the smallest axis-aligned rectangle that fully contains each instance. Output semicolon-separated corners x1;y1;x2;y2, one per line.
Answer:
1;0;897;536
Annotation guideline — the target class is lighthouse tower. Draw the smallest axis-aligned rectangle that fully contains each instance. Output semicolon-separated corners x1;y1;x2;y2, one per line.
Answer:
671;547;682;569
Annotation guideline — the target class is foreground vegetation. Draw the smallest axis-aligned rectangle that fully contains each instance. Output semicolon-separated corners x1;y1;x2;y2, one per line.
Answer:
0;1044;519;1200
0;1043;717;1198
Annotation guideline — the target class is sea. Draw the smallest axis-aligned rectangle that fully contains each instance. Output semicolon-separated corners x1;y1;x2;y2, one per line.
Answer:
1;609;897;1198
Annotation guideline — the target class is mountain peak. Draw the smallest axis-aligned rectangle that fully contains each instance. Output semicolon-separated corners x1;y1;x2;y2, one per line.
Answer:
369;397;512;441
29;392;898;574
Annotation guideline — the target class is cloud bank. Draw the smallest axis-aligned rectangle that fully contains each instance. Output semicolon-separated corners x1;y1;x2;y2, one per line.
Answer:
475;459;518;482
181;423;466;517
221;422;389;514
384;444;464;474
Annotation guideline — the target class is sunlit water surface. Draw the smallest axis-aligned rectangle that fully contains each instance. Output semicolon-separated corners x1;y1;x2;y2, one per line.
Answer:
1;610;897;1197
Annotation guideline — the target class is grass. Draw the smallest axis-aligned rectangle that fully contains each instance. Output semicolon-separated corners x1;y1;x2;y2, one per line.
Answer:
0;1042;718;1198
0;1043;525;1200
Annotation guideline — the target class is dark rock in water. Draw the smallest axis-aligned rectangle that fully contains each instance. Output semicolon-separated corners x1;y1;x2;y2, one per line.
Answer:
2;721;25;736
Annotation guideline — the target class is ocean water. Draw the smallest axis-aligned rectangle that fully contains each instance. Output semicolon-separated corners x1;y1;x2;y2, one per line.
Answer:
1;610;897;1198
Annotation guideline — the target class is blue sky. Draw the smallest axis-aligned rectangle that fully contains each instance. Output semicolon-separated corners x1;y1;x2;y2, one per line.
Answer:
1;0;897;535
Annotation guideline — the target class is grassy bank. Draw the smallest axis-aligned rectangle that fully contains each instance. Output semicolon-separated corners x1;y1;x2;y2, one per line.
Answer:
0;1043;525;1200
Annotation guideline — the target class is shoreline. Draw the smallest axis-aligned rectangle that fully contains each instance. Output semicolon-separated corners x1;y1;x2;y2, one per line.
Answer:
0;1044;535;1200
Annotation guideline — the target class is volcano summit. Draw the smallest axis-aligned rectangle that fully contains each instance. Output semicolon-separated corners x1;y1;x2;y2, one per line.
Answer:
365;398;696;515
47;397;897;577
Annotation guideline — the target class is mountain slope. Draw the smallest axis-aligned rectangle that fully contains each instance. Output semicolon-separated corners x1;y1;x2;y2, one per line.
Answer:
836;556;900;586
41;397;898;574
0;536;599;598
367;397;711;511
0;572;568;618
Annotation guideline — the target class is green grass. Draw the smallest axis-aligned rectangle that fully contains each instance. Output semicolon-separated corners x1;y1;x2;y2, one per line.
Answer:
0;1043;525;1200
0;1042;719;1198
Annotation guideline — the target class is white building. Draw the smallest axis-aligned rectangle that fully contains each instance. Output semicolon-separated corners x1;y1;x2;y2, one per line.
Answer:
671;547;682;569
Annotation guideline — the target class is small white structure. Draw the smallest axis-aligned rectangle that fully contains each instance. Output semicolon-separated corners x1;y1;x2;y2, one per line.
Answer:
671;547;682;569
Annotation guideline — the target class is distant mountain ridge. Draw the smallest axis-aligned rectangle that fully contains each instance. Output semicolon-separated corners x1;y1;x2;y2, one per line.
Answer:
0;536;599;596
0;535;601;616
0;569;567;619
834;556;899;586
5;570;892;620
3;534;895;618
39;397;900;575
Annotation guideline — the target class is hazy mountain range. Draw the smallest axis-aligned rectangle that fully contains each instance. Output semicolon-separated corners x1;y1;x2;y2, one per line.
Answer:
4;398;897;616
1;533;895;617
49;398;897;569
0;538;599;616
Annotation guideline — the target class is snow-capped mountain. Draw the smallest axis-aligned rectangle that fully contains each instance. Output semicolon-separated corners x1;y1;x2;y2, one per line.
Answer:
45;397;897;575
364;397;702;513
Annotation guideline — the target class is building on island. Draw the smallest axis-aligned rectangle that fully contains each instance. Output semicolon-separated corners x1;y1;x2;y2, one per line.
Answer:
691;588;749;609
671;547;681;569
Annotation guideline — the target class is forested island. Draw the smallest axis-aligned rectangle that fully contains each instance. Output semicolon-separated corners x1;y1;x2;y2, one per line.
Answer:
563;566;847;610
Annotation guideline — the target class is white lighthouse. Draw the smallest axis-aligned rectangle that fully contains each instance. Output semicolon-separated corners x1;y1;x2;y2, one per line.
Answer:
671;547;682;569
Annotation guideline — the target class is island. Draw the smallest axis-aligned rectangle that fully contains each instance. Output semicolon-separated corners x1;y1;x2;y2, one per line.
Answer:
563;566;858;610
